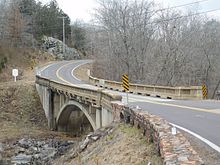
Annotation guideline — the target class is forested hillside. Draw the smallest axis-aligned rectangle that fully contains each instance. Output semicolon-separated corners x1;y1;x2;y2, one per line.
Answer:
0;0;71;47
0;0;87;81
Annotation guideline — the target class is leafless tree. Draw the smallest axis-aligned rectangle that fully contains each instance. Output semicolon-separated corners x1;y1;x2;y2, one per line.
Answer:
82;0;220;98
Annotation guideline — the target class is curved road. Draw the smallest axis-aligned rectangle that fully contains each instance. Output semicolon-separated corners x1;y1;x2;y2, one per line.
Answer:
39;60;220;152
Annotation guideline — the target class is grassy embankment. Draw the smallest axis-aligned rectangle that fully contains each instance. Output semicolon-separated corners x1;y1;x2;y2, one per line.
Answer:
53;124;163;165
0;47;54;82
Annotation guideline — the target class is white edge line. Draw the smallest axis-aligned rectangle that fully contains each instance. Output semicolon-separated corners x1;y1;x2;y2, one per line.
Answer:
170;122;220;153
71;61;91;81
39;63;56;74
71;65;81;81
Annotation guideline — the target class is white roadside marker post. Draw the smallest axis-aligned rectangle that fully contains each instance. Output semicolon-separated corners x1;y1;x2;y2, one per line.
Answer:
87;69;90;77
171;126;177;135
12;69;18;82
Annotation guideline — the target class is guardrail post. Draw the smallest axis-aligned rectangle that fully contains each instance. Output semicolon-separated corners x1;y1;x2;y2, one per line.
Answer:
178;87;181;97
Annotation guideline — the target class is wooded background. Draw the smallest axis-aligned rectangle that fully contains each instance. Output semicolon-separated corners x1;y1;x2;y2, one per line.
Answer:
86;0;220;98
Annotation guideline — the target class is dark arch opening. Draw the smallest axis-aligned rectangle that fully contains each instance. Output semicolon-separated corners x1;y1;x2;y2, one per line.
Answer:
57;105;93;136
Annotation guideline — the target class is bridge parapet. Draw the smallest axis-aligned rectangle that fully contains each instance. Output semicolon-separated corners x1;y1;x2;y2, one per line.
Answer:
89;75;203;100
36;75;121;108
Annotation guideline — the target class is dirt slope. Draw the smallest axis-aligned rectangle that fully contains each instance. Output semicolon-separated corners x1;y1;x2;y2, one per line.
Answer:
0;47;55;82
0;82;47;142
53;124;163;165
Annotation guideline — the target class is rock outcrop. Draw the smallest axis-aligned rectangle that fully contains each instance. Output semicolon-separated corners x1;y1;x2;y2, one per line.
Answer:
41;36;80;60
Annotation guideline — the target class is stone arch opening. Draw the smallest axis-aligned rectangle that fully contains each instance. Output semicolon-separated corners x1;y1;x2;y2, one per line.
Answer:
56;100;96;135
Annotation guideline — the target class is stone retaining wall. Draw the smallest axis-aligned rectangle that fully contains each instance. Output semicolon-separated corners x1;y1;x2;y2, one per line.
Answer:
112;103;204;165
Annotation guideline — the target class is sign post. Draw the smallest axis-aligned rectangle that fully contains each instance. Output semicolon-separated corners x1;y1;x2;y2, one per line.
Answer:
202;84;208;99
12;69;18;82
122;74;129;104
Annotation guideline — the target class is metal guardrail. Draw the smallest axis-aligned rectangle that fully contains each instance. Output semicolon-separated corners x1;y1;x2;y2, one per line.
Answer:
89;76;203;100
36;75;122;109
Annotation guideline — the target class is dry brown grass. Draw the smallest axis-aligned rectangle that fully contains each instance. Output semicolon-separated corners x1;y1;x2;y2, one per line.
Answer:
0;82;44;141
54;124;163;165
0;82;67;143
0;47;55;82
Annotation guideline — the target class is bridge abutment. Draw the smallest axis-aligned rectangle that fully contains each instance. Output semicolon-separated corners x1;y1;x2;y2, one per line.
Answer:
36;85;56;129
101;108;113;127
96;109;102;129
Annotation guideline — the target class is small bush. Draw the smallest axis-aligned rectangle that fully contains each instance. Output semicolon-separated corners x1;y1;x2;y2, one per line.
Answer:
0;56;7;73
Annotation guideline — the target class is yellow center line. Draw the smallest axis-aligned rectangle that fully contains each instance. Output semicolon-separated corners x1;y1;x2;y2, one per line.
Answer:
55;61;78;85
129;97;220;115
40;61;59;73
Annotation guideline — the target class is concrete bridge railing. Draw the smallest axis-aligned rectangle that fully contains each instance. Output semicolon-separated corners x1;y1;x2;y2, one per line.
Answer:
35;75;122;133
89;75;203;100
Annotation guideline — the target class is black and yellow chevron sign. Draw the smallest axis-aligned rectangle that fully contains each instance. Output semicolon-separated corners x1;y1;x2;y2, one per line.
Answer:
122;74;129;92
202;84;208;99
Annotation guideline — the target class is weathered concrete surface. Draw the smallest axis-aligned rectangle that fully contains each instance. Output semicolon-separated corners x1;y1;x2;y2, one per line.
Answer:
89;74;203;100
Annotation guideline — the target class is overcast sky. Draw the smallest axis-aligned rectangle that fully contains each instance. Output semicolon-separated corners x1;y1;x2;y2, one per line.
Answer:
40;0;220;23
